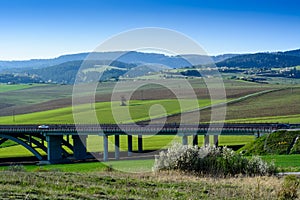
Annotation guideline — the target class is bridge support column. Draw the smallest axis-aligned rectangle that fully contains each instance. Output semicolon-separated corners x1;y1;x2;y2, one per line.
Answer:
204;135;209;146
46;135;63;163
213;135;219;147
138;135;143;153
115;135;120;160
127;135;132;157
103;135;108;161
182;135;188;145
72;135;87;160
192;135;198;146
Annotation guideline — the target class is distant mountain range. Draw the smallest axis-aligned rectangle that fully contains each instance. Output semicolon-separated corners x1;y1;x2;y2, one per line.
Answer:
0;49;300;84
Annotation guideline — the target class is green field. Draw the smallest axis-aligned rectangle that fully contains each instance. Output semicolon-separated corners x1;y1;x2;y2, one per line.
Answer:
262;154;300;172
227;114;300;123
0;99;224;124
0;154;299;173
0;84;72;105
0;159;154;173
0;84;36;92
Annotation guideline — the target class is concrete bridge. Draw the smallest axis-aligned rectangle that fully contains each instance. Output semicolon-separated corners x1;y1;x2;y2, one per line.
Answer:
0;123;288;163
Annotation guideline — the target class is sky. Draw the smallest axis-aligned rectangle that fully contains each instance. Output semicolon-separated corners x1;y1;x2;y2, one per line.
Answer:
0;0;300;60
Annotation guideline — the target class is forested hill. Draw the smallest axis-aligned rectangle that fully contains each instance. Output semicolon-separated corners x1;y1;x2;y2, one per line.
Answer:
216;51;300;68
278;49;300;57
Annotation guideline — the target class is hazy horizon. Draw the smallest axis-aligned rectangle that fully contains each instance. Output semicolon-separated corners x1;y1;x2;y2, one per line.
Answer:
1;47;299;62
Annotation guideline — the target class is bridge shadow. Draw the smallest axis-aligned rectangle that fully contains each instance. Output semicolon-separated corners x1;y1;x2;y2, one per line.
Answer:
0;156;40;166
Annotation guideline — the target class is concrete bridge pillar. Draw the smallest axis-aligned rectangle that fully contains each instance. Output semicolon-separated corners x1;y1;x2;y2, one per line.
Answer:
72;135;87;160
182;135;188;145
127;135;132;157
204;135;209;146
138;135;143;153
46;135;63;163
103;135;108;161
115;135;120;160
256;131;260;138
192;135;198;146
213;135;219;147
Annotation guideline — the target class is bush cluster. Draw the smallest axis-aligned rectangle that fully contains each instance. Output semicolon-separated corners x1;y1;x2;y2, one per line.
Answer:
153;143;277;177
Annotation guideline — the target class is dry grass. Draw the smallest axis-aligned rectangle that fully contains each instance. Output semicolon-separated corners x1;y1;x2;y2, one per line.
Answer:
151;171;283;199
0;170;290;199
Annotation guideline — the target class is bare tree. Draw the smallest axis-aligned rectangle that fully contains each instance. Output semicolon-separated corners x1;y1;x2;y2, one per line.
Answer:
120;96;127;106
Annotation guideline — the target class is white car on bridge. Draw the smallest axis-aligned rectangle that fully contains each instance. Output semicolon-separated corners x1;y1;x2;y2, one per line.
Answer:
38;125;49;129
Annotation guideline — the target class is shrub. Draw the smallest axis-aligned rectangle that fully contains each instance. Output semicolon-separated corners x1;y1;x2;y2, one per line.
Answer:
277;175;300;200
153;143;277;177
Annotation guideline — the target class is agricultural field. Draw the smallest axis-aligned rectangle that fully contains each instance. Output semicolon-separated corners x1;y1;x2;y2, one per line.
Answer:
0;79;283;124
0;79;274;117
0;99;224;124
0;84;36;92
164;87;300;123
227;114;300;123
0;78;276;125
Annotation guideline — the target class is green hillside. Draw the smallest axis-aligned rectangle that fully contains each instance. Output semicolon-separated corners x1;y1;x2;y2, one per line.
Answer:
239;130;300;155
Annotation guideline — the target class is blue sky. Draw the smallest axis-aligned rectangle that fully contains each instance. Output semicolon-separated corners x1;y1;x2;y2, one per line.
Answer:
0;0;300;60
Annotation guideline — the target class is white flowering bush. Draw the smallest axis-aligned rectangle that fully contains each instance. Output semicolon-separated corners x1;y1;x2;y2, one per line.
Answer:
246;156;276;176
153;143;277;177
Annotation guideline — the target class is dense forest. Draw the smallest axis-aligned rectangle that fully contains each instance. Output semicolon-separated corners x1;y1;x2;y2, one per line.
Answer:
216;53;300;68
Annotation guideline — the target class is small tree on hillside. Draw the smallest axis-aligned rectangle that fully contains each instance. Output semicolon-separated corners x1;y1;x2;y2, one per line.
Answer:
120;96;127;106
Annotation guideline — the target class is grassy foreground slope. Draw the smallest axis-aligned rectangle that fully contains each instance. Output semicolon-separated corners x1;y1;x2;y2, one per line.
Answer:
0;171;285;200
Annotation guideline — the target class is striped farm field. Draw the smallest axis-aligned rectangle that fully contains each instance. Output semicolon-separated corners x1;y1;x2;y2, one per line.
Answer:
0;99;225;124
226;114;300;123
